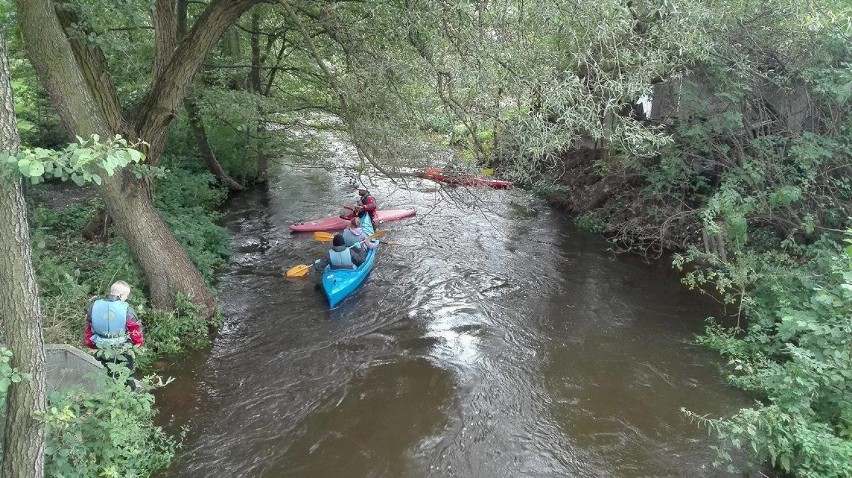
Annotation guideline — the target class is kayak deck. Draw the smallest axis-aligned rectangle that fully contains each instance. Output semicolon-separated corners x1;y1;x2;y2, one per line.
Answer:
290;209;415;232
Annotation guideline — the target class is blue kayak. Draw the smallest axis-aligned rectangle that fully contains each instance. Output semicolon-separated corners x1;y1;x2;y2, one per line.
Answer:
321;214;380;307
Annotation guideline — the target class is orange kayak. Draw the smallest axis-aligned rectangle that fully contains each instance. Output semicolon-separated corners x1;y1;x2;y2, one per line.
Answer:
417;167;512;189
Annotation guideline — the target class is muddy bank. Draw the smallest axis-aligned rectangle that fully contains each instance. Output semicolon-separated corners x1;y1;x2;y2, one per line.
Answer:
535;148;701;256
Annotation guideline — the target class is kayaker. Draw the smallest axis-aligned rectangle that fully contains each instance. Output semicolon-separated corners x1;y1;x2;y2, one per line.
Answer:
84;280;144;389
314;233;366;271
342;217;378;250
343;188;377;222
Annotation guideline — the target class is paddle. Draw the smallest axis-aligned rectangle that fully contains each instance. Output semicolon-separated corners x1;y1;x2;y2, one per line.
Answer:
313;230;388;242
285;264;311;277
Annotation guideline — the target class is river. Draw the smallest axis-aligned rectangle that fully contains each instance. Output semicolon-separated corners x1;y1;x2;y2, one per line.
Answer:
157;138;749;477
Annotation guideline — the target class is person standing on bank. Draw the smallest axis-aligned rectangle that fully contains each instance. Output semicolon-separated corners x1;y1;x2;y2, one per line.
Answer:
85;280;144;377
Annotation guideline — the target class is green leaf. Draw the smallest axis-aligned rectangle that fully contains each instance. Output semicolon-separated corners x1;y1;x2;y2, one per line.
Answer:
128;149;144;163
28;161;45;177
71;173;85;186
17;157;31;176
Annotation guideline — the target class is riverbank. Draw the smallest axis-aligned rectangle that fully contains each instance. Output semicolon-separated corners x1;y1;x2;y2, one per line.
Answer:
528;147;696;257
508;142;852;477
19;162;231;476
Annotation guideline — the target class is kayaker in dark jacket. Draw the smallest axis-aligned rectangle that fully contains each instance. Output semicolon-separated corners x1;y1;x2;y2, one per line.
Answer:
314;234;366;271
342;188;378;222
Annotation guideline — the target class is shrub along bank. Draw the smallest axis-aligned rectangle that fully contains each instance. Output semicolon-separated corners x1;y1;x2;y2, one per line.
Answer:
0;160;231;476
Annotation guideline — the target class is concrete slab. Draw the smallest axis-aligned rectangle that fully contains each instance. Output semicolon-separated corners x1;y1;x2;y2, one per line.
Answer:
44;344;104;393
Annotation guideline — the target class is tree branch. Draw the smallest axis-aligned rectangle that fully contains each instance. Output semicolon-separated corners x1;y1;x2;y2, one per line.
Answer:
278;0;395;179
133;0;260;164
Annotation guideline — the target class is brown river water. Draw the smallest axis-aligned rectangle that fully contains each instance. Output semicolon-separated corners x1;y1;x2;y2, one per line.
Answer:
156;144;750;477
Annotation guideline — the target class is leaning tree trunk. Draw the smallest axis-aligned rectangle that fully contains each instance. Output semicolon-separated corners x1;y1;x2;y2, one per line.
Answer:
175;0;243;191
249;10;268;184
15;0;258;317
99;172;218;317
0;30;46;478
185;96;244;191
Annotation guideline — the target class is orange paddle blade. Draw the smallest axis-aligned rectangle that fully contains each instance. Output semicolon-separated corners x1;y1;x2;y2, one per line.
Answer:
285;264;311;277
313;231;335;242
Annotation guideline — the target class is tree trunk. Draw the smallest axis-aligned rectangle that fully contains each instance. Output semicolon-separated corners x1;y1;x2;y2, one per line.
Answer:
250;10;262;93
15;0;257;317
152;0;178;81
185;95;244;191
0;30;46;478
99;171;218;317
250;10;268;184
178;2;244;191
134;0;260;165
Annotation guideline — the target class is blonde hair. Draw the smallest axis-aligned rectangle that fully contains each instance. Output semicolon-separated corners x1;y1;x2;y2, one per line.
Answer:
109;280;131;300
350;217;360;228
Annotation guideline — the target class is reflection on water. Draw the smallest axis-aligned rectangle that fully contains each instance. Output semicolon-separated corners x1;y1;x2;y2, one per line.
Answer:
158;145;749;477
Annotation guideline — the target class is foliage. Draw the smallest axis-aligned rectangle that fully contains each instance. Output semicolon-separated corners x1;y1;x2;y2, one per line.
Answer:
0;352;171;478
680;235;852;477
134;294;215;370
28;161;229;351
0;347;30;408
574;213;606;235
154;163;231;282
0;134;155;186
42;377;179;478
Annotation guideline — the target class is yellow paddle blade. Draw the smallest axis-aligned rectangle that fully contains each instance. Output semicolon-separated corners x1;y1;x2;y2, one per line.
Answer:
366;230;388;241
313;231;335;242
285;264;311;277
481;168;494;176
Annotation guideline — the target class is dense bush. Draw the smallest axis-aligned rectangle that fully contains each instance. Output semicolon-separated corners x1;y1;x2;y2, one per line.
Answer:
43;376;179;478
154;163;231;282
680;236;852;477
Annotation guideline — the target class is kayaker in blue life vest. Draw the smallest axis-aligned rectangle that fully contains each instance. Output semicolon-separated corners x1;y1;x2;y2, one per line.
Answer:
342;188;377;222
85;280;144;388
314;233;366;271
342;217;378;250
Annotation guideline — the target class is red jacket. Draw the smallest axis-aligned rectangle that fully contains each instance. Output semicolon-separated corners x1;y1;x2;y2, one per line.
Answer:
358;194;377;221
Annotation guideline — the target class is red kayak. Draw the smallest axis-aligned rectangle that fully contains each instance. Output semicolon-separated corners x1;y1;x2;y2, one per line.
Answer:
289;209;416;232
417;167;512;189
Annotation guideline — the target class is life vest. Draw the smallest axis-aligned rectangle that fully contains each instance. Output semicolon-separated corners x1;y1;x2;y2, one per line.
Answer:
329;248;356;270
91;299;129;347
342;228;363;247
